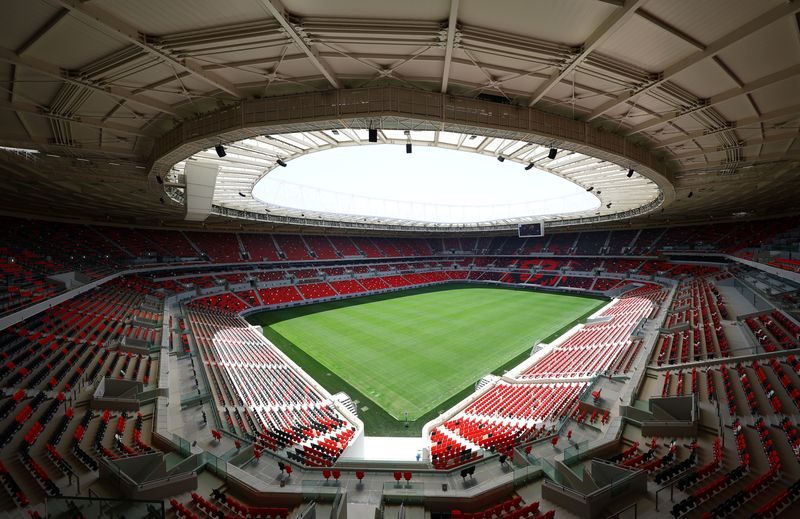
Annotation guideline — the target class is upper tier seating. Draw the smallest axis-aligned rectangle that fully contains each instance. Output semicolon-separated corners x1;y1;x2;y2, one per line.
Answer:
350;238;383;258
240;234;282;262
574;231;609;255
327;236;362;257
303;236;339;259
606;230;639;255
0;215;797;317
144;229;199;258
275;235;313;261
188;233;243;263
545;234;576;255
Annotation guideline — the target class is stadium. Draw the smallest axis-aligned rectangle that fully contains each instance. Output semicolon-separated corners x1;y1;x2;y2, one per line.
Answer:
0;0;799;517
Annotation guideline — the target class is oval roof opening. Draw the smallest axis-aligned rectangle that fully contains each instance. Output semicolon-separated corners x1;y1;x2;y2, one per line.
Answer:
253;145;599;224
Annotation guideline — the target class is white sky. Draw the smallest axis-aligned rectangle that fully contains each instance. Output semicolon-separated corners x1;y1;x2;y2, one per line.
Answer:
252;145;599;223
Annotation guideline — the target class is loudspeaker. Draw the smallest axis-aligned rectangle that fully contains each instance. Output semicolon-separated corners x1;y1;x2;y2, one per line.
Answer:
442;483;448;491
368;129;378;142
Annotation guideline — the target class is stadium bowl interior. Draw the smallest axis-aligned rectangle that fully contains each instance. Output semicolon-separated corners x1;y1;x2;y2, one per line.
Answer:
0;0;799;518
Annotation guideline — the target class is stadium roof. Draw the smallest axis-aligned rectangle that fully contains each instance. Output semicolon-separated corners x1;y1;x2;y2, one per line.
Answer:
172;133;660;228
0;0;798;232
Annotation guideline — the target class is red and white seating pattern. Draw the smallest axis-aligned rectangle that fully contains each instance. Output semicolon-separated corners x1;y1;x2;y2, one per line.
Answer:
187;309;357;466
521;285;664;379
429;381;585;469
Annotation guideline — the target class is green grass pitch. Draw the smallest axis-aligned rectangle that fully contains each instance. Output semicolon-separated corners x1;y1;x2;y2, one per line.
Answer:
247;284;605;436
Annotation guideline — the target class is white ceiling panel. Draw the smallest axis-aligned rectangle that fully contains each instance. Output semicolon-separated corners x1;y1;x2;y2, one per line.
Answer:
92;0;271;35
460;0;617;47
670;60;740;99
599;14;698;72
750;76;800;114
642;0;784;47
26;16;129;69
716;17;800;84
0;0;62;51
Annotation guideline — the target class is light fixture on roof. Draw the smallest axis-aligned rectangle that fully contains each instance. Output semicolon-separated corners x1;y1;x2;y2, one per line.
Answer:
688;191;693;198
239;192;246;197
606;202;612;209
586;186;594;192
525;162;535;171
469;135;477;140
627;168;634;178
215;144;226;158
548;148;558;160
276;158;287;167
331;129;339;135
497;156;505;162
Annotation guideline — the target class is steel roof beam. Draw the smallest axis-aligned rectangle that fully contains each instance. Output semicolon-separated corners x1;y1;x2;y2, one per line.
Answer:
528;0;647;107
671;132;800;159
0;99;153;138
636;9;705;50
680;151;800;170
56;0;243;98
15;9;68;56
0;134;138;158
588;0;800;121
656;104;800;148
441;0;460;93
0;47;178;116
629;64;800;134
256;0;340;89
